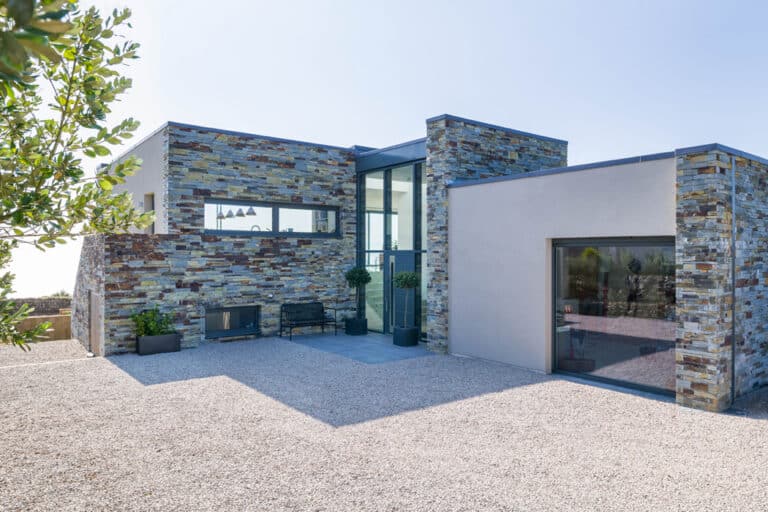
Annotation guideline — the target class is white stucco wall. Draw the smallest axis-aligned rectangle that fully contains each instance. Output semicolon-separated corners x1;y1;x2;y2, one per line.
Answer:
447;157;676;372
112;125;168;234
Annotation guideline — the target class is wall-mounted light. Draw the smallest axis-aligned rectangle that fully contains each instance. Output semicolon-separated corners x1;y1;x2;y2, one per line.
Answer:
246;206;256;216
226;210;235;218
236;208;245;217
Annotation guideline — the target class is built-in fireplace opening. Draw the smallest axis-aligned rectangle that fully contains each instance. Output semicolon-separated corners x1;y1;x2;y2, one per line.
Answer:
205;304;261;339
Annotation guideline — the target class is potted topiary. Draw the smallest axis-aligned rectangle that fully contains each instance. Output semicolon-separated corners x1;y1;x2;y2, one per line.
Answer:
344;266;371;335
392;271;420;346
131;307;181;355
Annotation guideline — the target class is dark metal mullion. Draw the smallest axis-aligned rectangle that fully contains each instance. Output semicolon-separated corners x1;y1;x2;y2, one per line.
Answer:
413;163;423;335
356;172;365;318
271;206;279;233
382;168;392;333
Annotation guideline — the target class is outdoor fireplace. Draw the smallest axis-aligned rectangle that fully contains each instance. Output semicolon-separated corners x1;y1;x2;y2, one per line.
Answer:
205;304;261;339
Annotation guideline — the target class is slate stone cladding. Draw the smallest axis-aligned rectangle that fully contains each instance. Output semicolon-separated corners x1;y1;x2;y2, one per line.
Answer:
425;116;567;352
675;149;734;411
72;234;104;351
733;154;768;396
76;124;357;354
675;147;768;411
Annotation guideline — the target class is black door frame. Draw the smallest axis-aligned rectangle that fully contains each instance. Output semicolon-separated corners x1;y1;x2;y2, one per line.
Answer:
357;161;425;335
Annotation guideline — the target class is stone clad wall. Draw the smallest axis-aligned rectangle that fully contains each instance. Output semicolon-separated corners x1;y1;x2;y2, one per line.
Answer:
96;126;357;354
675;149;734;411
733;154;768;395
425;115;567;352
102;234;355;353
675;146;768;411
166;124;356;235
71;235;105;351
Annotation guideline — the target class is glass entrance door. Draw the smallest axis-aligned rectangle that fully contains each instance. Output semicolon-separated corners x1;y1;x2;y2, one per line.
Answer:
361;162;425;335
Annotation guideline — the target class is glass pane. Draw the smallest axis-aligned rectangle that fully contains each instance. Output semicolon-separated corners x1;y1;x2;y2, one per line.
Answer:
278;207;337;234
390;165;414;250
554;242;676;391
365;171;385;251
365;252;384;331
205;203;273;232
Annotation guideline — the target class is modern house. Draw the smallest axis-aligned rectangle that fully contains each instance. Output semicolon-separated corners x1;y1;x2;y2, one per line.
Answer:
72;114;768;413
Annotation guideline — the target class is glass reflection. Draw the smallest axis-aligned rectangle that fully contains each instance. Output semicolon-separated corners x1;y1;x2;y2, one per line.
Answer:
554;242;676;391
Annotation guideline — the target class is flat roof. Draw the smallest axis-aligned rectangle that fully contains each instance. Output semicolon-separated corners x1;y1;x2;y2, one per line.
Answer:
356;138;426;172
448;151;675;188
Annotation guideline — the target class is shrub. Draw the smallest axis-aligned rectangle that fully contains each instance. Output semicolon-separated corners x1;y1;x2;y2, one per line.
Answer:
393;271;420;328
345;267;371;319
131;307;175;337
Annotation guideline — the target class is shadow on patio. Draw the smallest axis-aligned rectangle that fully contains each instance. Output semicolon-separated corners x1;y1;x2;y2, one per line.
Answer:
108;333;551;427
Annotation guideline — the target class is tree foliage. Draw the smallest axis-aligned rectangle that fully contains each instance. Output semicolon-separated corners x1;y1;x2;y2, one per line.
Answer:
344;267;371;319
0;1;151;349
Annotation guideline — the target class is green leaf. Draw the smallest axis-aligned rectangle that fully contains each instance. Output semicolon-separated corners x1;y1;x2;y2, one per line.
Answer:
17;38;62;63
97;177;113;191
7;0;35;27
0;32;29;69
27;20;74;34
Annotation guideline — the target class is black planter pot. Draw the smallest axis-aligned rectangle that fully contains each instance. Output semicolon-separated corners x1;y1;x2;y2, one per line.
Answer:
137;333;182;355
345;318;368;336
393;327;419;347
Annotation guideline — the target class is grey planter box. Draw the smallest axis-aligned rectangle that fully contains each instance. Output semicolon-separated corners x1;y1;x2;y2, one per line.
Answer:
137;333;182;356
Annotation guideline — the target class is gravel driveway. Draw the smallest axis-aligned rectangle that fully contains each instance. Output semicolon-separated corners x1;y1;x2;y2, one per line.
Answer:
2;337;768;511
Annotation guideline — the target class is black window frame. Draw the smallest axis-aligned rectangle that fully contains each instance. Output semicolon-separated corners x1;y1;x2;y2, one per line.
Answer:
551;236;677;397
203;199;342;238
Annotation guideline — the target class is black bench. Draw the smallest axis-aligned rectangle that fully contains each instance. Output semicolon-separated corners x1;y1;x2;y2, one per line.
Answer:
279;302;337;340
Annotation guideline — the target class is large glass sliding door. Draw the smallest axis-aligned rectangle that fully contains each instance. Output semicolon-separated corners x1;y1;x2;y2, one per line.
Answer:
553;238;676;393
361;162;425;335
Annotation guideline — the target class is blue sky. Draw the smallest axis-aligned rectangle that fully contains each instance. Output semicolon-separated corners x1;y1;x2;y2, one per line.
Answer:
11;0;768;296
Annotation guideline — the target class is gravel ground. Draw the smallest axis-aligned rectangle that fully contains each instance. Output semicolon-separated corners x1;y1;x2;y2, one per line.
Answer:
0;339;88;369
2;337;768;511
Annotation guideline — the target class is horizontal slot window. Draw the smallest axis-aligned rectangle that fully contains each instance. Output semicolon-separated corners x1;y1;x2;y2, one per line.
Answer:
278;207;337;234
205;203;273;232
204;200;340;237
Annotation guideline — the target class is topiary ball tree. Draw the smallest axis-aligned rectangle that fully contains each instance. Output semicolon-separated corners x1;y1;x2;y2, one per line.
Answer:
393;271;420;328
345;267;371;319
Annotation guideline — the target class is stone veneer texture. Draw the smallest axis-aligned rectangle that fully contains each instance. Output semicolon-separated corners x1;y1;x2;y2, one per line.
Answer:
732;153;768;395
71;234;104;352
425;116;567;352
675;150;733;411
87;124;357;354
676;147;768;411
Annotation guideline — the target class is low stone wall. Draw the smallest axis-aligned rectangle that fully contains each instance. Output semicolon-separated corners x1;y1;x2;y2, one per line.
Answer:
14;297;71;316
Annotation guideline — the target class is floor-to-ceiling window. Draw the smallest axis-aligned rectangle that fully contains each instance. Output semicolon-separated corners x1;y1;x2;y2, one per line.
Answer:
364;171;385;332
360;162;426;335
553;238;676;393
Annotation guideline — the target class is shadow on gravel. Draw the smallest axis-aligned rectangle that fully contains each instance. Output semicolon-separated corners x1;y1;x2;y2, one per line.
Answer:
108;335;549;427
730;387;768;419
